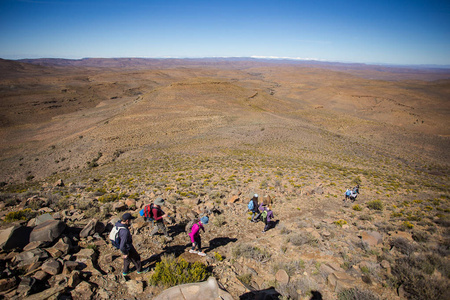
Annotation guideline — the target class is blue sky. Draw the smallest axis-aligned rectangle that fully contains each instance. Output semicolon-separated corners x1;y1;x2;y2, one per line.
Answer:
0;0;449;65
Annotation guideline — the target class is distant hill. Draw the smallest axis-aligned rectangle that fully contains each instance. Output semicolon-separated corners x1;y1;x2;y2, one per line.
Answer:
13;57;450;81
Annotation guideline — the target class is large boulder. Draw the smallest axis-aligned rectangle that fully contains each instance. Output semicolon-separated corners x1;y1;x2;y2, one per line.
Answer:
0;225;32;251
154;277;233;300
29;220;66;243
80;219;105;238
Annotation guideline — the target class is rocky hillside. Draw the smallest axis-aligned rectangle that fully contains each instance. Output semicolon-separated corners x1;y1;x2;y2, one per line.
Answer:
0;59;449;299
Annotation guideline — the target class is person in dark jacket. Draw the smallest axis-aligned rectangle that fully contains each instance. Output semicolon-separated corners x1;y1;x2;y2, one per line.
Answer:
149;197;172;240
115;213;148;277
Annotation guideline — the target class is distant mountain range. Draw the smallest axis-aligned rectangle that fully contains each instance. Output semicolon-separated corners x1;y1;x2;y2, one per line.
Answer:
12;57;450;72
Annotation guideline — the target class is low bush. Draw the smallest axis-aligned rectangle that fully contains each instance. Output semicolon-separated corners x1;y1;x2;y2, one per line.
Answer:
334;219;348;227
98;193;118;203
149;255;211;288
367;200;383;211
287;232;319;247
231;243;271;262
4;208;36;222
337;287;380;300
352;204;362;211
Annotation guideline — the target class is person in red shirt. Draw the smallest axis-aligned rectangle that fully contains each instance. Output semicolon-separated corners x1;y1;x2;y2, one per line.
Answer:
149;197;172;240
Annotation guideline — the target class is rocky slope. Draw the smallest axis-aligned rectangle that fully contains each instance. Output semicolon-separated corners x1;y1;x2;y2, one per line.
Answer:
0;59;449;299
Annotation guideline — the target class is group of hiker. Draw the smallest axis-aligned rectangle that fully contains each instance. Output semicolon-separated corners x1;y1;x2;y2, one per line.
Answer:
110;192;276;279
248;193;275;232
110;197;209;278
344;185;360;202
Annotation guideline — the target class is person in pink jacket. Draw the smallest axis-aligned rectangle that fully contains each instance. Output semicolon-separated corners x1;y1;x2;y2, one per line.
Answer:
188;216;209;256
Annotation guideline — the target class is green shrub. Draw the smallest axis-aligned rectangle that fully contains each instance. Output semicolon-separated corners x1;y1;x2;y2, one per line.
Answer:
98;193;118;203
149;255;211;287
4;208;36;222
213;252;224;262
352;204;362;211
237;273;252;285
333;219;348;227
367;200;383;211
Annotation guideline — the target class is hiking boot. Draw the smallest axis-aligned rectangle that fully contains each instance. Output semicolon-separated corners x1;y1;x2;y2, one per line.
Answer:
189;249;198;254
198;252;206;257
137;267;149;274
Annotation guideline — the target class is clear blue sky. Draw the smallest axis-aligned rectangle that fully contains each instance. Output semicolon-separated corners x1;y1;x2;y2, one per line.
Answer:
0;0;449;65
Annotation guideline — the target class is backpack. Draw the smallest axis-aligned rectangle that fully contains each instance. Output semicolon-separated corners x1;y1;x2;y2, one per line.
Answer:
109;225;126;249
345;189;351;196
185;219;196;235
260;210;268;222
143;204;155;219
247;200;254;211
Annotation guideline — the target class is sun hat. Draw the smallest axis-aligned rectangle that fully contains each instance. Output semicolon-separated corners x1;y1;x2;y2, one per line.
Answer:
200;216;209;225
254;193;258;198
122;212;135;221
154;197;165;206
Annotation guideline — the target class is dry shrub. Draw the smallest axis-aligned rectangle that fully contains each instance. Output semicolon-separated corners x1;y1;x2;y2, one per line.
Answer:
287;232;318;247
337;287;380;300
231;243;271;262
389;237;416;256
392;256;449;300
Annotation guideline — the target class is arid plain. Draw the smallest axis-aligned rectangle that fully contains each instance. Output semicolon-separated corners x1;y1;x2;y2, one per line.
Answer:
0;58;449;299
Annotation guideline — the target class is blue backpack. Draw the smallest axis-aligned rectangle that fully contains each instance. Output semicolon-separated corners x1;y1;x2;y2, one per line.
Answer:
248;200;254;210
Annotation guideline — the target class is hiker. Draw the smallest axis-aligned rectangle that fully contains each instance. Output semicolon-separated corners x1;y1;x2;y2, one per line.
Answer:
114;213;148;277
344;188;351;201
149;197;172;240
258;202;274;232
349;185;359;202
188;216;209;257
248;193;260;222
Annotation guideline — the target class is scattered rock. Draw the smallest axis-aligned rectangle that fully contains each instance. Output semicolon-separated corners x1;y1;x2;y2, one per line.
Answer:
154;277;233;300
41;259;62;275
275;269;290;285
126;279;144;296
360;231;383;246
0;277;18;292
0;225;32;251
29;220;66;243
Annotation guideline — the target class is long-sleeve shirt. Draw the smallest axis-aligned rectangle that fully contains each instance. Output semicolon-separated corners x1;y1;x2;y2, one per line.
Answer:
152;206;165;222
188;222;205;243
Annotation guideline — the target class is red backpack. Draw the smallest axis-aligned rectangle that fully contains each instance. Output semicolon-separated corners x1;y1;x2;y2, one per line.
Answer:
144;204;154;219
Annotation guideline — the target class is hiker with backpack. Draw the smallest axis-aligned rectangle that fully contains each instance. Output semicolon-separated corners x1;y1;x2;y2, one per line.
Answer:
188;216;209;257
111;213;148;278
248;193;260;222
258;202;274;232
149;197;172;240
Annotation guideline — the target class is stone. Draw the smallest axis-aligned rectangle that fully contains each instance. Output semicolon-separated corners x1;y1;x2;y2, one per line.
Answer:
15;248;49;267
154;277;233;300
55;179;64;187
23;283;66;300
0;225;32;251
125;198;137;208
34;213;54;225
29;220;66;243
126;279;144;296
275;269;290;285
71;281;94;299
26;261;42;273
68;270;82;288
80;219;105;238
327;271;356;292
32;270;49;281
41;259;62;275
360;231;383;246
17;276;37;297
23;241;45;252
112;201;127;211
0;277;18;292
63;261;80;276
228;195;239;204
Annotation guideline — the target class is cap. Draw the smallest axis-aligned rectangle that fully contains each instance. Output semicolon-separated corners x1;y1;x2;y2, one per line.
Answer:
254;193;258;198
122;212;135;221
200;216;209;225
154;197;165;206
